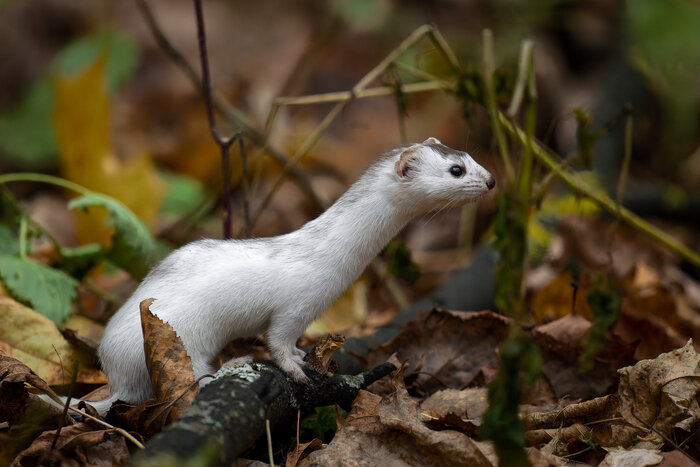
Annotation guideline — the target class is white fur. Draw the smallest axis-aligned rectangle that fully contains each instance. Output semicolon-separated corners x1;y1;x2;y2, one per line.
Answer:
92;138;493;415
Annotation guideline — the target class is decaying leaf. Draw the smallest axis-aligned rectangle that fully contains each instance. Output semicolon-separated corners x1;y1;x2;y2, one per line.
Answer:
0;296;105;385
617;339;700;444
0;255;78;325
368;309;510;394
10;422;130;467
286;438;323;467
107;298;197;437
300;383;496;466
0;353;53;424
599;448;663;467
304;334;345;374
533;314;635;400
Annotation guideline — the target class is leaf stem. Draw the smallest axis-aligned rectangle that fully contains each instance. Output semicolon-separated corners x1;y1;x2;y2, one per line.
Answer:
19;214;28;259
0;173;92;196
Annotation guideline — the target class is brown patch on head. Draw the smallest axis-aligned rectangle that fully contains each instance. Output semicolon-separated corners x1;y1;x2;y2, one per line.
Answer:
395;146;420;180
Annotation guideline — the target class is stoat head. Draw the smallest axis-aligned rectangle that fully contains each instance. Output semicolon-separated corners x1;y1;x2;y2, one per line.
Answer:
393;137;495;211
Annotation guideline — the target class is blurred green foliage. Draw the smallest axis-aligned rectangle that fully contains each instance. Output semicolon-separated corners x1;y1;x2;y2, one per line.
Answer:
0;29;138;170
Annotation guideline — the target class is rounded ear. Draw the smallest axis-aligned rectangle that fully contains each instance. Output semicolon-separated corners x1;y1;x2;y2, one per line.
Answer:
423;137;441;145
395;146;420;181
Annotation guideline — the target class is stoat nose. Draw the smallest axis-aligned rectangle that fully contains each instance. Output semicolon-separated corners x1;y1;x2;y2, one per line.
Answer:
486;175;496;190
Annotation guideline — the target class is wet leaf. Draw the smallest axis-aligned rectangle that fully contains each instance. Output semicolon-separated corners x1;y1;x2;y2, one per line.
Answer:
0;255;78;324
0;296;105;385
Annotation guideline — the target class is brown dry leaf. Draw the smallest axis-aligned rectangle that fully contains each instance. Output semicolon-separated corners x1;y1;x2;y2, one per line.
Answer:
107;298;197;437
617;340;700;444
368;309;509;394
300;386;495;466
10;422;129;467
599;448;663;467
533;314;636;400
0;353;53;425
0;296;105;385
530;272;593;323
306;279;368;337
420;387;488;421
140;297;197;419
304;334;345;374
53;58;164;247
285;438;323;467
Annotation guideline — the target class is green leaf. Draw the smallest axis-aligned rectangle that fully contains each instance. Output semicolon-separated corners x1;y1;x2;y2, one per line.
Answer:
579;274;621;373
0;77;57;169
160;171;210;216
53;29;139;95
58;243;105;279
0;225;18;256
68;193;157;279
301;405;341;441
0;255;78;324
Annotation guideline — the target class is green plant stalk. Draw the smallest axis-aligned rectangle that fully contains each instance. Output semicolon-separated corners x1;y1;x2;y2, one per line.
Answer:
18;214;28;259
497;112;700;268
0;173;92;196
482;29;515;187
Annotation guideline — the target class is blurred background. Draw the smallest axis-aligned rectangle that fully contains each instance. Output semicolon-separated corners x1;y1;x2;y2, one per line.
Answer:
1;0;698;336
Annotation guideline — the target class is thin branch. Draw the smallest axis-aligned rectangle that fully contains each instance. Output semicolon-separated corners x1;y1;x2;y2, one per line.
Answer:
273;81;446;107
135;0;324;212
239;136;251;235
251;24;440;229
192;0;236;239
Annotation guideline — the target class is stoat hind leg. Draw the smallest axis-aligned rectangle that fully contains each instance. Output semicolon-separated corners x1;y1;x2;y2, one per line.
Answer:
267;312;308;382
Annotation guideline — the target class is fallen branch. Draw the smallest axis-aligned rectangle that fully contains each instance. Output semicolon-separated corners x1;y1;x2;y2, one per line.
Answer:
523;394;618;430
135;362;395;466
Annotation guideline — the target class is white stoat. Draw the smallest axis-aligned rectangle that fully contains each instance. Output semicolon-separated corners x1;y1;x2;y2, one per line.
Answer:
91;137;495;415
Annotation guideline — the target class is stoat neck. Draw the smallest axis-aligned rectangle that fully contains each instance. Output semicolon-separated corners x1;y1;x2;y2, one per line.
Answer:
297;164;411;285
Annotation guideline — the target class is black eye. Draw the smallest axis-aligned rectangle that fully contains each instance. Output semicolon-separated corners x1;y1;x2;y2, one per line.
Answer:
449;165;464;177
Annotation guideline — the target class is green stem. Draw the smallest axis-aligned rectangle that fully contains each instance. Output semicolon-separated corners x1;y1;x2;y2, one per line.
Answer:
0;173;93;196
497;112;700;268
482;29;515;187
19;215;28;259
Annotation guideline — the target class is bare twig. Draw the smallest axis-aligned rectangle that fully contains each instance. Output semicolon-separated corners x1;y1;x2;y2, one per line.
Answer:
252;24;445;228
135;0;324;212
192;0;237;239
239;137;251;235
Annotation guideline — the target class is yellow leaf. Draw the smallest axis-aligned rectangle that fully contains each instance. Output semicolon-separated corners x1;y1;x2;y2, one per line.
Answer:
53;57;164;247
0;296;105;385
306;279;368;337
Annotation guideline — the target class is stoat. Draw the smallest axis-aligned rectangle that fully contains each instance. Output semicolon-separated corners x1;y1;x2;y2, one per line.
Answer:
92;138;495;414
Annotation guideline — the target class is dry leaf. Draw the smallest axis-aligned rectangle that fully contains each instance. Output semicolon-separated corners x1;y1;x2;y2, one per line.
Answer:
0;296;105;385
617;340;700;441
107;298;197;437
368;309;509;394
285;438;323;467
599;448;663;467
10;423;129;467
300;387;495;466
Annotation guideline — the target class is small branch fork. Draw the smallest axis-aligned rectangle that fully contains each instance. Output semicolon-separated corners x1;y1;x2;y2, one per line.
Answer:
192;0;239;239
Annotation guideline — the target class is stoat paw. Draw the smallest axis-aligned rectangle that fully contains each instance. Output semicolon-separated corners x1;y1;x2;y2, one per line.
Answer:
276;356;308;383
293;347;307;359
